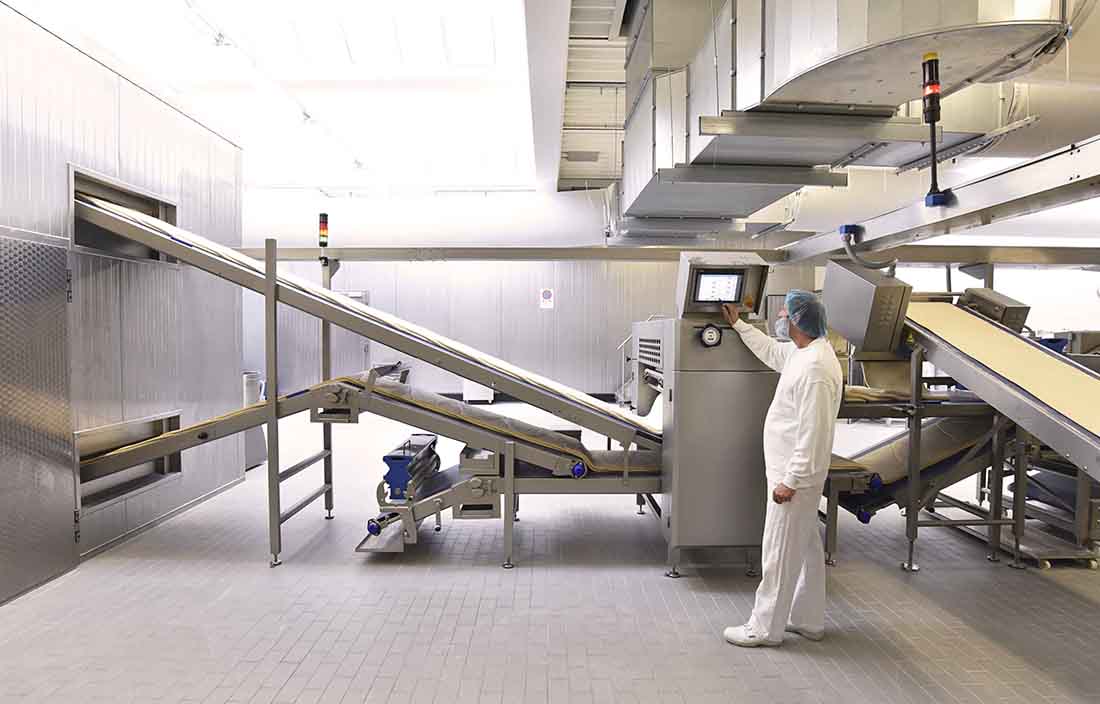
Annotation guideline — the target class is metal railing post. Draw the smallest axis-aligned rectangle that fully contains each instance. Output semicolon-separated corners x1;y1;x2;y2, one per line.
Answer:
321;256;336;520
265;239;282;567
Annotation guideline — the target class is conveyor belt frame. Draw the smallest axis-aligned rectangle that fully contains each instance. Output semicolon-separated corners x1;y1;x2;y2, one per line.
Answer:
906;308;1100;480
74;198;660;451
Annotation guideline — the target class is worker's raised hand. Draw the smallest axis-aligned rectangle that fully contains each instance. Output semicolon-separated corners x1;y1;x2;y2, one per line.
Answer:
720;303;742;327
772;483;796;504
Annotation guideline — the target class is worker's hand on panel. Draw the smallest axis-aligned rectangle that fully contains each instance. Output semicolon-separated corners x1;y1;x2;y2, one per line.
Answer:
772;483;796;504
721;302;742;326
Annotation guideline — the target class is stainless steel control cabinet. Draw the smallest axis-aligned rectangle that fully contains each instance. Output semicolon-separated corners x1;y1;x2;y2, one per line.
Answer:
634;317;778;565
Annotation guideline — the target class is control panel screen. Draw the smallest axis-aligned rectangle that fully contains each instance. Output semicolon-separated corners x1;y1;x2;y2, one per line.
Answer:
694;271;743;303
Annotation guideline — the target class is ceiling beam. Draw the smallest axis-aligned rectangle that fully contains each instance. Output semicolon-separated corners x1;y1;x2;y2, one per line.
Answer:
235;245;788;263
785;135;1100;262
881;245;1100;267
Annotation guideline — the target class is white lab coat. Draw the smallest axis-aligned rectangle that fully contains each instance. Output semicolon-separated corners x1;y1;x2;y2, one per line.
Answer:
732;320;842;642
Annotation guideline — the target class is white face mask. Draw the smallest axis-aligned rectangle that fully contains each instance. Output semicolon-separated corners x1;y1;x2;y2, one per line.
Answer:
774;316;791;341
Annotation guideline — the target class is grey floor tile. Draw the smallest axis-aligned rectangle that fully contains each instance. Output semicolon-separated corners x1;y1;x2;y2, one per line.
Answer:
2;415;1100;703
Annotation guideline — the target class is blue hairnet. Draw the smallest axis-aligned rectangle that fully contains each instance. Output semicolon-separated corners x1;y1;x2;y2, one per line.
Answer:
785;289;828;339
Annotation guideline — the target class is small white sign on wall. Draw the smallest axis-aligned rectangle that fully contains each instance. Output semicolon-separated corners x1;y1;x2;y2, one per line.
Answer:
539;288;554;309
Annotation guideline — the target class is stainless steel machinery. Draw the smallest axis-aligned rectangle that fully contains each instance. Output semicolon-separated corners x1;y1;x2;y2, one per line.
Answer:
823;260;1100;569
631;253;776;576
73;193;662;569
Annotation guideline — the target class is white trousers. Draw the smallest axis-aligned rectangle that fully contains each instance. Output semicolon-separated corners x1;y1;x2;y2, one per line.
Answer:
748;485;826;642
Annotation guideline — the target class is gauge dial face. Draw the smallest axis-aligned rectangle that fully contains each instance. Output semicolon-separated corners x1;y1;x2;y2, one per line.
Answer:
700;325;722;347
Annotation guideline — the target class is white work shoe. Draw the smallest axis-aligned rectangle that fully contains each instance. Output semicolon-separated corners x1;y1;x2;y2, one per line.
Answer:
785;624;825;641
723;624;781;648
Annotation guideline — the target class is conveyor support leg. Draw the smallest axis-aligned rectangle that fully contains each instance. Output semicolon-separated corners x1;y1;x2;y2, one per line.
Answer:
987;416;1005;562
502;440;515;569
901;346;923;573
1011;429;1029;569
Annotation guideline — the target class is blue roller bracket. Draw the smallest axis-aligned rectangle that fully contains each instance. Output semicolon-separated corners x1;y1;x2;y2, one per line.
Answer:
571;462;587;479
367;511;400;536
382;453;415;501
381;435;438;501
857;509;874;524
869;474;884;491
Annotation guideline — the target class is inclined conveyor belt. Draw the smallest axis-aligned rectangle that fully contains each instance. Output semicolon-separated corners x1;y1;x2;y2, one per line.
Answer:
81;374;660;480
73;193;661;449
904;303;1100;481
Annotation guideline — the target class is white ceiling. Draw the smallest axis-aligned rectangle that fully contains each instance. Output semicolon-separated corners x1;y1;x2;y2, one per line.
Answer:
13;0;537;191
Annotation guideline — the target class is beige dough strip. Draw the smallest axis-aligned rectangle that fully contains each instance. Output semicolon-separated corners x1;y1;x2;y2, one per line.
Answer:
905;302;1100;437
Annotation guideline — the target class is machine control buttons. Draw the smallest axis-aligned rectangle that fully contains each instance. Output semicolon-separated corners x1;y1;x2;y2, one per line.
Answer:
700;324;723;348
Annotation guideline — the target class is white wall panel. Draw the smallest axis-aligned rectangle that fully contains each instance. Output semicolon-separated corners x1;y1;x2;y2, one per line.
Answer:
118;84;181;203
242;258;679;396
242;189;608;248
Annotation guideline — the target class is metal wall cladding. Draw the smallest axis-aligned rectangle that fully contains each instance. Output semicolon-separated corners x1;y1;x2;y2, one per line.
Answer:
0;237;75;603
159;112;243;503
0;10;118;240
120;260;181;421
0;7;244;567
69;254;123;429
245;259;679;396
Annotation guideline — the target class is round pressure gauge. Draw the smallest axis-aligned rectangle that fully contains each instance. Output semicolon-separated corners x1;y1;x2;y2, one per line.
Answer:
700;324;723;348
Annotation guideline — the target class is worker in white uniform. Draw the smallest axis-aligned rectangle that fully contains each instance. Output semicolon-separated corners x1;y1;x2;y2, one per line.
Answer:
720;290;842;647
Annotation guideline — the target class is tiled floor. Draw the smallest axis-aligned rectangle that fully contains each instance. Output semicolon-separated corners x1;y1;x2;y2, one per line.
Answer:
3;408;1100;703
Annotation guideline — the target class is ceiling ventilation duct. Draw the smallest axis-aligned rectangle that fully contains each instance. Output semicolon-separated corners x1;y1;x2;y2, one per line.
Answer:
615;0;1100;240
736;0;1068;114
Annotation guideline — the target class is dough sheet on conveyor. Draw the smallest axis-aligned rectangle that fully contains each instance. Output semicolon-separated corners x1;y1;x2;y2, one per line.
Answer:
85;374;659;475
842;385;954;403
829;455;868;472
849;416;992;484
77;194;660;438
906;302;1100;438
363;377;659;473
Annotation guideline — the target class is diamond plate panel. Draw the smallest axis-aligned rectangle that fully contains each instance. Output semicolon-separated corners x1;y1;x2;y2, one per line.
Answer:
0;237;75;604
